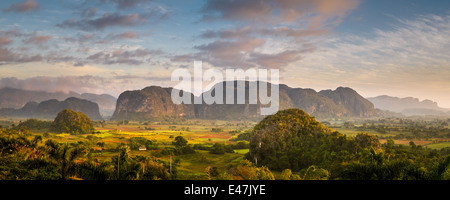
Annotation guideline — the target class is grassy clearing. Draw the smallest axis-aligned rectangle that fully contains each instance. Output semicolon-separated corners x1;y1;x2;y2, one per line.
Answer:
172;150;245;180
424;141;450;149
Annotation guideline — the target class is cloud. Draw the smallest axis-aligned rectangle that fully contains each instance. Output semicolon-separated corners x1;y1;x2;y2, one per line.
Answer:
191;0;360;69
99;0;153;10
4;0;39;13
57;13;151;31
170;54;198;63
62;33;96;43
86;48;163;65
249;49;313;69
194;38;265;68
199;26;253;39
284;14;450;106
315;14;450;71
202;0;273;23
80;7;98;18
0;29;25;37
259;27;329;39
276;0;360;28
0;36;13;46
0;76;111;94
108;31;140;40
202;0;360;27
23;35;51;45
0;74;173;97
0;48;42;64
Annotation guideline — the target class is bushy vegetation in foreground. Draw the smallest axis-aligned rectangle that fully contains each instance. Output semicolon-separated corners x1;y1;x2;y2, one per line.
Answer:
248;109;450;180
1;108;449;180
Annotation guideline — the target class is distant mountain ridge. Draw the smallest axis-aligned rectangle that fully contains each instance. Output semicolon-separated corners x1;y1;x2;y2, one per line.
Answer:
367;95;449;116
112;81;376;121
0;97;103;120
0;87;116;116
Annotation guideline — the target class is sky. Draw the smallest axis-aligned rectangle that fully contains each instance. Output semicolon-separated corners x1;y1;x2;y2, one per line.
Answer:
0;0;450;107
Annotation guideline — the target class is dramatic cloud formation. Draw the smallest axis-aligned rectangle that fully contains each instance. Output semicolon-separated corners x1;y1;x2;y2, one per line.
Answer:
1;0;449;107
188;0;360;69
286;14;450;106
202;0;359;26
3;0;39;13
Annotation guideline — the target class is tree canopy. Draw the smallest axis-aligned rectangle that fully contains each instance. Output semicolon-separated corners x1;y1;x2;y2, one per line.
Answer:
52;109;94;135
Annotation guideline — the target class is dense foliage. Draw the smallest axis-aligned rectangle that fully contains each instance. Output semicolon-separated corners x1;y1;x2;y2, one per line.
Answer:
248;109;450;179
0;128;175;180
129;137;158;150
351;118;450;139
249;109;338;170
17;119;53;131
52;109;95;135
1;108;449;180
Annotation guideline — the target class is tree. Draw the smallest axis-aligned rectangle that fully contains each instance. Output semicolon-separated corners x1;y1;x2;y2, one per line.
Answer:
302;165;330;180
52;109;94;135
111;145;137;180
205;166;219;180
355;133;381;150
279;169;301;180
172;136;188;148
409;141;417;149
209;143;233;154
234;160;275;180
44;140;86;180
248;109;335;170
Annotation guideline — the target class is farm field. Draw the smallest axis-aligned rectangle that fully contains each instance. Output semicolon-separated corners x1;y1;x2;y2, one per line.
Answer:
329;117;450;150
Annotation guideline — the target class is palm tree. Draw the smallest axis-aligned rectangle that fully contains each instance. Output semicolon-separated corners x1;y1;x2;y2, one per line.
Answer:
76;161;110;180
428;155;450;180
45;140;85;180
111;145;141;180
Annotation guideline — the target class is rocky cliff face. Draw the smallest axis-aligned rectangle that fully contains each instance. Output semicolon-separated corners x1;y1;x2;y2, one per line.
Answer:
111;81;377;121
281;85;347;118
318;87;376;117
111;86;195;120
0;97;103;120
